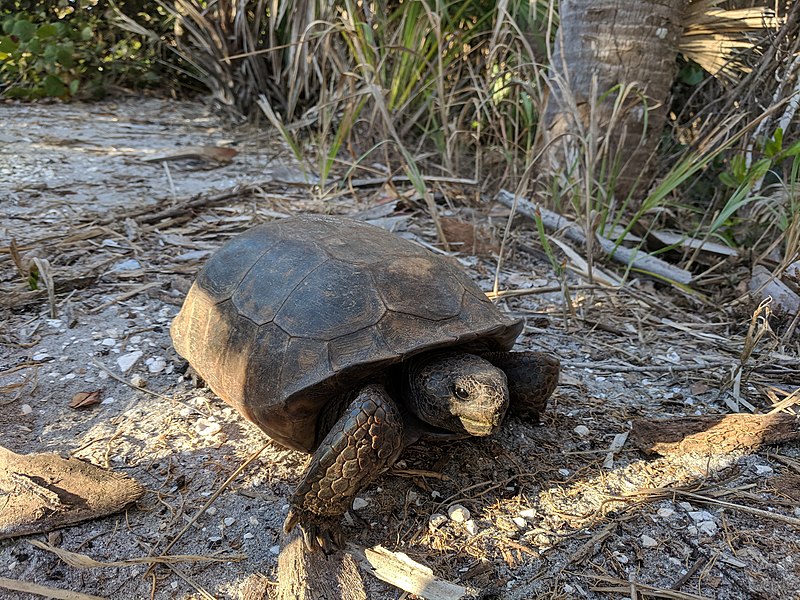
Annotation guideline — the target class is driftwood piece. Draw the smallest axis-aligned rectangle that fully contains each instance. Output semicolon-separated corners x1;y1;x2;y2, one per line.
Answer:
496;189;693;285
630;413;800;456
0;445;145;540
276;529;367;600
358;545;477;600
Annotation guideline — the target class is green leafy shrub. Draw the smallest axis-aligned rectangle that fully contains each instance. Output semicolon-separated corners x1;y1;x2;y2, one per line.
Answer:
0;1;164;99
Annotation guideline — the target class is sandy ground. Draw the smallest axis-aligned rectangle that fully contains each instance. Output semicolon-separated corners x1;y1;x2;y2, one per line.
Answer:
1;97;799;600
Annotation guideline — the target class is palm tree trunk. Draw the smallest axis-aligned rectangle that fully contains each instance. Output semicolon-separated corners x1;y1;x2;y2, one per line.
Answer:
541;0;688;200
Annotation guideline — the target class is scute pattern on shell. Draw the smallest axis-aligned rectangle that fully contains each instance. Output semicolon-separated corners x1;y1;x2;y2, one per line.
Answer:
171;215;523;452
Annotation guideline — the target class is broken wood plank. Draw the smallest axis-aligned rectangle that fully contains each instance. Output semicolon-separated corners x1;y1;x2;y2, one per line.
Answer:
276;528;366;600
630;413;800;456
0;445;145;540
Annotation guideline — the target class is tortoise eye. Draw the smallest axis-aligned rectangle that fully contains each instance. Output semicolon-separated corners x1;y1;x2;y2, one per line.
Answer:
454;385;470;400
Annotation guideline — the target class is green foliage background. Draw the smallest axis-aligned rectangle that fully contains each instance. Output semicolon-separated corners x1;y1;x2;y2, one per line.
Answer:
0;0;166;99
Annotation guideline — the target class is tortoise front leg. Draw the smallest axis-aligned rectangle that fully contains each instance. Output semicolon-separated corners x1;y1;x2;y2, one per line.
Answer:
481;351;560;422
284;384;404;552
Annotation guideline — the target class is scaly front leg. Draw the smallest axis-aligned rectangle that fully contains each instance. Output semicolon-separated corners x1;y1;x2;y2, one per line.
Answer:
284;384;404;552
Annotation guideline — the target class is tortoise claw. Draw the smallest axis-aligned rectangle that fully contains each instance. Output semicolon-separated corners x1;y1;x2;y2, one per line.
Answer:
284;509;345;554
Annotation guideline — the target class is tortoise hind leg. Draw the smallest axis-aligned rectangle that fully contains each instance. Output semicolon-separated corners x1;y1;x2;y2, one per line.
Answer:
481;351;560;422
284;384;404;553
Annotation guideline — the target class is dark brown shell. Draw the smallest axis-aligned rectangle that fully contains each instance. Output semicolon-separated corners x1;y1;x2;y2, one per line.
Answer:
170;215;522;452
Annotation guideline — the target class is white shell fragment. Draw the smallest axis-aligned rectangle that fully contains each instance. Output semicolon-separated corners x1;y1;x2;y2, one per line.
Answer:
447;504;470;522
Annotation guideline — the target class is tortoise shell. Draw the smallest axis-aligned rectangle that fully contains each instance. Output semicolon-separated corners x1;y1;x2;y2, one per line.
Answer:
170;215;523;452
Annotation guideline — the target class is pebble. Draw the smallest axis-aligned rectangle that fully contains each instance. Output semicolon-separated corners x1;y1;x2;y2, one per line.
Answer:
429;513;448;530
447;504;470;522
613;551;629;564
657;507;675;518
32;352;50;361
518;508;537;520
243;532;254;540
352;497;369;511
101;338;116;347
208;535;222;543
206;507;217;516
147;357;167;374
464;519;478;535
194;419;222;437
117;350;143;373
558;468;571;478
112;258;141;271
223;517;235;527
269;545;281;555
754;464;773;475
640;534;658;548
574;425;590;437
688;510;715;523
130;374;146;388
100;396;116;405
512;517;528;529
21;404;32;415
698;520;718;536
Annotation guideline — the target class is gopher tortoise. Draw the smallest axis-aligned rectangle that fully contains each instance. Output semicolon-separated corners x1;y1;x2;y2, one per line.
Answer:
171;214;559;551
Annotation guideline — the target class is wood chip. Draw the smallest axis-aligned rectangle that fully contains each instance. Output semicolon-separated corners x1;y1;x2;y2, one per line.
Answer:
0;445;144;540
359;545;477;600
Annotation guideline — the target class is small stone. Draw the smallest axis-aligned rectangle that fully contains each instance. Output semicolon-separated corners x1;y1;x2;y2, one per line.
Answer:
206;507;218;516
558;468;571;478
563;584;574;594
117;350;143;373
171;581;178;590
147;357;167;374
208;535;223;543
223;517;235;526
32;352;50;361
429;513;448;530
352;497;369;510
687;525;698;536
613;551;629;564
698;520;718;536
573;425;590;437
21;404;33;415
112;258;141;272
431;490;442;499
100;396;116;405
101;338;116;347
754;464;773;475
243;532;254;540
512;517;528;529
194;419;222;437
657;507;675;518
640;534;658;548
677;501;694;511
464;519;478;535
130;374;146;388
688;510;715;523
269;545;281;555
519;508;537;520
447;504;470;522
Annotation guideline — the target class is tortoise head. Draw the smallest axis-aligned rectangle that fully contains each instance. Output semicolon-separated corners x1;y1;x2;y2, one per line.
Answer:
404;352;509;436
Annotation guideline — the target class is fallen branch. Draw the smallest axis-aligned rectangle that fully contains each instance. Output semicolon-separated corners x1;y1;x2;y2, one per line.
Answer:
496;189;693;285
630;413;800;456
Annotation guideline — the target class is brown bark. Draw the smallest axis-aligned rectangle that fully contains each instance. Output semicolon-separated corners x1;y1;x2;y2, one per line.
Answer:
275;529;367;600
630;413;800;456
0;446;145;540
541;0;688;199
